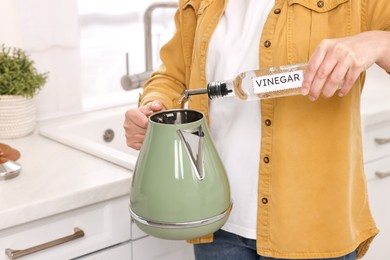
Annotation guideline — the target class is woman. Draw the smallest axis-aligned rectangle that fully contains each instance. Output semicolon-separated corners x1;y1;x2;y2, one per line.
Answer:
124;0;390;259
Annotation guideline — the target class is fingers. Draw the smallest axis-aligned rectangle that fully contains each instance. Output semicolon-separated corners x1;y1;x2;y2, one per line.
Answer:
124;109;148;150
301;41;328;96
316;60;348;99
308;47;339;100
139;101;164;116
124;101;165;150
304;39;342;101
338;62;363;97
303;37;366;101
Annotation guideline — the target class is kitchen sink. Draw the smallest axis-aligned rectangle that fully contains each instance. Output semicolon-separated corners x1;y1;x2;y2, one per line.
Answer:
39;105;139;170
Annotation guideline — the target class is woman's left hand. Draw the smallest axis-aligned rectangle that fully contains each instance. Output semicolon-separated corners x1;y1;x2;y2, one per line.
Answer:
301;30;390;101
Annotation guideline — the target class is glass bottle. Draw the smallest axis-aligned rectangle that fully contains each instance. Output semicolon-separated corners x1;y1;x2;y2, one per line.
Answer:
183;63;308;101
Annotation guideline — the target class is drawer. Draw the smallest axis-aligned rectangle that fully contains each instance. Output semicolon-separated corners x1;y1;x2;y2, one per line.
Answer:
364;156;390;182
0;196;131;260
363;120;390;162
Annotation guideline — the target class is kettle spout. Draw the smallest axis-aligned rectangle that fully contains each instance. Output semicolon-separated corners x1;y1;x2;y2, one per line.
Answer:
176;126;205;181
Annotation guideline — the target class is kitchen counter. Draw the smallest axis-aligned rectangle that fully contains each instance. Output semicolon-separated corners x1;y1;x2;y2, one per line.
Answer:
0;129;132;231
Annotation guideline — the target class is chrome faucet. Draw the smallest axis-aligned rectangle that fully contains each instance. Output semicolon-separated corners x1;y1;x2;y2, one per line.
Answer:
121;2;178;90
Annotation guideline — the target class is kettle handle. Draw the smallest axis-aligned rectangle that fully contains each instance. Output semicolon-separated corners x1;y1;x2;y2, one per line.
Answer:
176;126;205;181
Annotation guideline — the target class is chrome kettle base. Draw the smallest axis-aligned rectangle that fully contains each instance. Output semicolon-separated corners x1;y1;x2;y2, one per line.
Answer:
129;203;233;240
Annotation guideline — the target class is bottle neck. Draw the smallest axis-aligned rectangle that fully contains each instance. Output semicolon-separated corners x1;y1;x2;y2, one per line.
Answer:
183;81;233;100
207;81;233;99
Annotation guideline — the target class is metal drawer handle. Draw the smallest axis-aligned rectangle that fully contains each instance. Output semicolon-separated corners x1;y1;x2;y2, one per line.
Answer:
5;227;84;260
375;137;390;145
375;171;390;179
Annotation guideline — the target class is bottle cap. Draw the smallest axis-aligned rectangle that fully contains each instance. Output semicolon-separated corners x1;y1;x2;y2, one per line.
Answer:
207;81;230;99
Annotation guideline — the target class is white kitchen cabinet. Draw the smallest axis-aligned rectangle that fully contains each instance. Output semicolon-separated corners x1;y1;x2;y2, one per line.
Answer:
362;118;390;163
131;218;195;260
132;235;194;260
131;221;148;240
365;171;390;260
0;192;195;260
0;196;131;260
76;242;132;260
362;117;390;260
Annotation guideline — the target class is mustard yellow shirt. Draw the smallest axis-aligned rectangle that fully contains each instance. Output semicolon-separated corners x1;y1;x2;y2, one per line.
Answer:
139;0;390;258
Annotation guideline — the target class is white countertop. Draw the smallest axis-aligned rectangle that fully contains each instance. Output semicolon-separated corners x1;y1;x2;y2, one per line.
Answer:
0;128;132;231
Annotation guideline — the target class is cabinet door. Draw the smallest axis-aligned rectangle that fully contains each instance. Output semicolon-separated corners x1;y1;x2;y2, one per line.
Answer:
364;157;390;260
0;196;130;260
362;119;390;163
132;236;195;260
76;242;131;260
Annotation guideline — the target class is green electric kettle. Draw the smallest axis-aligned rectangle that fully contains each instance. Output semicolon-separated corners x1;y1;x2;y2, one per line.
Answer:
129;109;232;240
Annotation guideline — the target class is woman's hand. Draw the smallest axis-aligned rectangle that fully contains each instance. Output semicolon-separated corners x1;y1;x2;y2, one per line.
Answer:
124;101;164;150
301;31;390;101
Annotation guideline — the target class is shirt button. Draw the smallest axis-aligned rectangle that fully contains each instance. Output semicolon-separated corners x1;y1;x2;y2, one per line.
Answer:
317;0;324;8
265;119;271;126
262;198;268;204
264;40;271;48
274;8;281;14
264;157;270;164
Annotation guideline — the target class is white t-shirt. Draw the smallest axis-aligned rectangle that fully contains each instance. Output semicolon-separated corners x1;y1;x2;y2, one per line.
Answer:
207;0;274;239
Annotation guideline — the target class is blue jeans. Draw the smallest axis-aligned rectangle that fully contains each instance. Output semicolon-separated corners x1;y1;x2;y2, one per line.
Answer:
194;229;356;260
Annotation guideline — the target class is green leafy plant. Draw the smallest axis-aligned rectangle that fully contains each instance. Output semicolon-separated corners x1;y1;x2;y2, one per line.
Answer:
0;44;48;97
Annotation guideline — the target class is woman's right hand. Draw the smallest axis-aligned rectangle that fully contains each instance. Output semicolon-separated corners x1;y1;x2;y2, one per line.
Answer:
124;101;164;150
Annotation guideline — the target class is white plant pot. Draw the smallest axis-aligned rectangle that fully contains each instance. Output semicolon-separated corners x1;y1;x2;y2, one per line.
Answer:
0;95;36;139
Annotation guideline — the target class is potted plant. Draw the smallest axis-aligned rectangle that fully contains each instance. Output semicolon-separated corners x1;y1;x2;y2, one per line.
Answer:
0;44;48;138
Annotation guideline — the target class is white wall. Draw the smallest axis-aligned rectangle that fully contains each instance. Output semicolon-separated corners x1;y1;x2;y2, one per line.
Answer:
0;0;82;119
78;0;175;111
0;0;175;120
0;0;23;48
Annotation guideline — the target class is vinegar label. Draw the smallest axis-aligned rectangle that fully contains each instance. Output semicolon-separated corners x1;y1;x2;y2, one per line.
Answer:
252;70;304;94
